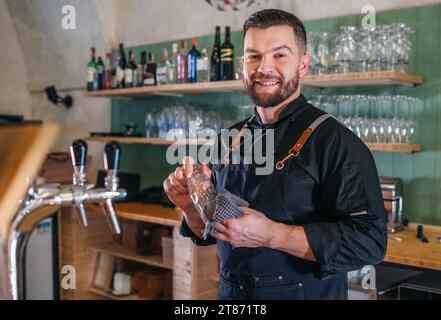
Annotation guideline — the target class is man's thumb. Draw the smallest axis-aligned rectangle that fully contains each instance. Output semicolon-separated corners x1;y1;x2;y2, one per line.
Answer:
182;156;195;178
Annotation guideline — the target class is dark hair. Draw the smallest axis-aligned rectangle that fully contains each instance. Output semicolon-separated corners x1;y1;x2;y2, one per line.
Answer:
243;9;307;54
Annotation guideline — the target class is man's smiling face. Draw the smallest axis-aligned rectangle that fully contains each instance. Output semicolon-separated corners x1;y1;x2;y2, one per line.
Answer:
243;25;306;108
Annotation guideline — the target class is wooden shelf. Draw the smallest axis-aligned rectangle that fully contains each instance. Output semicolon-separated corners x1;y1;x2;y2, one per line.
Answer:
86;136;421;153
84;71;423;98
85;136;212;146
302;71;423;88
85;80;244;97
366;143;421;153
90;242;173;270
87;286;148;300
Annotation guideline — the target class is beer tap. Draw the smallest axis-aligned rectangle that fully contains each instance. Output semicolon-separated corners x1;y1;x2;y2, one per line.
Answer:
70;139;89;227
101;141;123;234
1;140;126;300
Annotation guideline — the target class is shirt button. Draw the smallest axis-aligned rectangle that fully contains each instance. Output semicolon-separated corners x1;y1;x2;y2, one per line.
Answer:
239;285;244;290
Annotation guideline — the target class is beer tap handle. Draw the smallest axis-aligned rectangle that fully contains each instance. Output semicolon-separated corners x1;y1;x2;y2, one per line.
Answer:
104;141;121;176
70;139;88;172
101;198;122;234
102;141;122;234
70;139;89;226
75;202;88;227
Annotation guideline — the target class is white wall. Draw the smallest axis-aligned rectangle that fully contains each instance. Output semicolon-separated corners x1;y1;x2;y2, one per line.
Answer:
0;0;31;118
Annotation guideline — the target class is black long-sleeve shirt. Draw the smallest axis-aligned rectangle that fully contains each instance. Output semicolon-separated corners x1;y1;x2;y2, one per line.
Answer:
180;93;387;293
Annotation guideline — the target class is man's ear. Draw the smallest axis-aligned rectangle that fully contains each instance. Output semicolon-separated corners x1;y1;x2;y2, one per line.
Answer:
299;53;311;78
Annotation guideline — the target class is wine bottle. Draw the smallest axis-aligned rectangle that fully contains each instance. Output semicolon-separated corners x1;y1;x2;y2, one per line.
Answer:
210;26;221;82
115;43;126;88
97;56;104;90
221;26;234;81
144;52;157;86
86;47;98;91
124;50;135;88
104;52;112;90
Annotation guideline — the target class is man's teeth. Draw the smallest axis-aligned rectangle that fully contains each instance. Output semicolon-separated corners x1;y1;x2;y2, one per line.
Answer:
255;80;279;85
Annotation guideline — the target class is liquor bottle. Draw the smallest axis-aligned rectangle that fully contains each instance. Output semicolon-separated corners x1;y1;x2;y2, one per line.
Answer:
168;43;179;84
131;52;139;87
115;43;126;88
104;53;112;90
221;26;234;81
210;26;221;82
187;39;201;83
197;48;210;83
177;40;188;83
144;52;157;86
137;51;146;87
156;48;169;85
124;50;135;88
97;56;105;90
86;47;98;91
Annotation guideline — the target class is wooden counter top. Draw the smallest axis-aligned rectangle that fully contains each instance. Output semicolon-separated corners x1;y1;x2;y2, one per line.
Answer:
114;202;182;227
385;223;441;271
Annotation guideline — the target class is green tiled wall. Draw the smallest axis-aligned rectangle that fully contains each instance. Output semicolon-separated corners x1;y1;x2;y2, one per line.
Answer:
110;4;441;225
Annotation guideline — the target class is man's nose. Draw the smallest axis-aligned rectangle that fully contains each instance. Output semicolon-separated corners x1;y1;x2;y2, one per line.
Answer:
257;56;275;74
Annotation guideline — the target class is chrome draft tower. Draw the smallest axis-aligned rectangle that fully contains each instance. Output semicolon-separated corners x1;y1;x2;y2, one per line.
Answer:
0;140;126;300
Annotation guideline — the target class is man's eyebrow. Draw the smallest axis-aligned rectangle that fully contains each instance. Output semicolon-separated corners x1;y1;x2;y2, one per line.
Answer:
271;45;293;53
244;48;260;53
244;45;293;54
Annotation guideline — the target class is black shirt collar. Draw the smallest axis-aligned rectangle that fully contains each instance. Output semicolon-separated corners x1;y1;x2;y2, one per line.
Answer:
250;93;309;128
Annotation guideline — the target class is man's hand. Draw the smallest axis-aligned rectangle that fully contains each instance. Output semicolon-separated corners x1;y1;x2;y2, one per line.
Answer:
163;156;211;212
212;207;277;248
214;206;317;262
163;156;212;240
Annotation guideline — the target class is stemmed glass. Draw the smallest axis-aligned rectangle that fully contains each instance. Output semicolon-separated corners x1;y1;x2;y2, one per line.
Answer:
339;26;357;73
315;32;330;74
307;32;319;75
357;29;375;72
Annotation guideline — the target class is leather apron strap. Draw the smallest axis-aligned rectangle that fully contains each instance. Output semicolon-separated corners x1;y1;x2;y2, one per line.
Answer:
275;114;334;170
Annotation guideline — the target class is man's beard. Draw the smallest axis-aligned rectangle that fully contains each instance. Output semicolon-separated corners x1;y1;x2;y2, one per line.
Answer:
244;71;300;108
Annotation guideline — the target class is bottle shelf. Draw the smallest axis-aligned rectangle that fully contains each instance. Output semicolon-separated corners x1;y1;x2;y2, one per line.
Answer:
85;136;211;146
84;71;423;98
86;136;421;153
85;80;243;97
90;242;174;270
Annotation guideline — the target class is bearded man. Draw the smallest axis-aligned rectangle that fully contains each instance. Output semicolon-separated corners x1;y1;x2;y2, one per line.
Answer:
164;9;387;300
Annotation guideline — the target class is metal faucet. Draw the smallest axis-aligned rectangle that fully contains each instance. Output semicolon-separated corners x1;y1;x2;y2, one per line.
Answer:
0;140;126;300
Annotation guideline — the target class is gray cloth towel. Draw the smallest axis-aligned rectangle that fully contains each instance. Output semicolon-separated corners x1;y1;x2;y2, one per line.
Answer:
203;189;249;239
